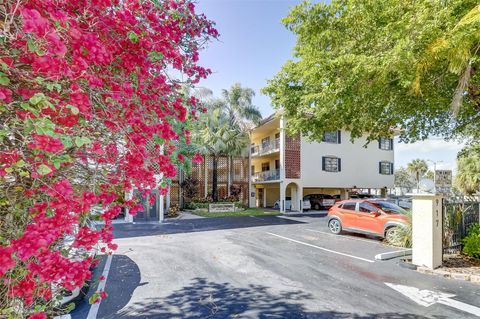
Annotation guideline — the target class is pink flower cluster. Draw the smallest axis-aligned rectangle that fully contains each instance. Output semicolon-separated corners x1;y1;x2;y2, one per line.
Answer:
0;0;216;317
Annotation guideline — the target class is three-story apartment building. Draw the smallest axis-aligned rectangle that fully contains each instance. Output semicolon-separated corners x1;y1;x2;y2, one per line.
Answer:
249;113;395;212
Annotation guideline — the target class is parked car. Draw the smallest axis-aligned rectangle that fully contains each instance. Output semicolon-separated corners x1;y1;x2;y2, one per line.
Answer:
327;199;409;241
273;197;311;211
304;194;336;210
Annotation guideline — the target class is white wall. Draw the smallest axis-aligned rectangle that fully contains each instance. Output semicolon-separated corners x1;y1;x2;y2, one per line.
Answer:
300;131;394;189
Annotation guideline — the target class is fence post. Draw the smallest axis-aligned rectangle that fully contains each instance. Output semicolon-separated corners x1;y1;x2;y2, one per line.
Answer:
411;193;444;269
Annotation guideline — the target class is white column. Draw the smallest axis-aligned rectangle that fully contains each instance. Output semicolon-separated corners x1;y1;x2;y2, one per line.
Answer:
299;185;304;213
159;190;164;223
125;190;134;222
280;182;286;213
279;116;286;181
411;193;444;269
263;187;267;208
248;139;255;208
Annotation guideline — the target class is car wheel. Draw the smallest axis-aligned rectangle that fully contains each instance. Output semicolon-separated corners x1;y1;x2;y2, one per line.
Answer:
314;204;320;210
274;203;279;210
385;227;399;242
328;219;342;234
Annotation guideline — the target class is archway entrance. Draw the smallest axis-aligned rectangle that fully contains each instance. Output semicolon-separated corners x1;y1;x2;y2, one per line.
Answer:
285;182;301;212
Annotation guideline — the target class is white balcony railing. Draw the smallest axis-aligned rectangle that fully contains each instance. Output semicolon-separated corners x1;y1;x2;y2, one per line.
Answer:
252;169;280;182
251;138;280;157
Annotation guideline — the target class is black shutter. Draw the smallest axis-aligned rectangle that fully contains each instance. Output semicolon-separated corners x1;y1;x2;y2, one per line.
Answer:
322;157;326;171
379;162;382;174
389;139;393;150
390;162;394;175
337;130;341;144
337;158;341;172
378;139;382;149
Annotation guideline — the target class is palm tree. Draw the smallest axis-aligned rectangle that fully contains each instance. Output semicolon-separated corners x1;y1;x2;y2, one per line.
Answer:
407;159;428;191
214;83;262;195
455;153;480;195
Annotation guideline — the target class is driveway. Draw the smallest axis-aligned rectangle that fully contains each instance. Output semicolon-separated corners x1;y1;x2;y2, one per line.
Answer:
72;213;480;318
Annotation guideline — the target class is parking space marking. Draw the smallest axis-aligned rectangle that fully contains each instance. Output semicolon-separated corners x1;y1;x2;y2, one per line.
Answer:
305;229;382;245
87;254;113;319
266;232;375;263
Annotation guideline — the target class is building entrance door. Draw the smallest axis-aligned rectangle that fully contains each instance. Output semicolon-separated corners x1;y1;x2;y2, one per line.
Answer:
257;188;264;208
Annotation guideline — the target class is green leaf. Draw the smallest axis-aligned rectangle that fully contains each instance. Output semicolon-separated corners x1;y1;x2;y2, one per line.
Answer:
75;136;91;147
37;164;52;176
0;72;10;86
127;31;139;43
27;39;37;52
29;93;46;105
4;167;13;173
14;160;25;168
66;104;79;115
89;292;99;305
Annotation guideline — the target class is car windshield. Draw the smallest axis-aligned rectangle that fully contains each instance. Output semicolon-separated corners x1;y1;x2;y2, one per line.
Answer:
372;201;408;215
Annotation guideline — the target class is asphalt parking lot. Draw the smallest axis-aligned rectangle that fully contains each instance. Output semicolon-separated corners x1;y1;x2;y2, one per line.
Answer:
71;212;480;319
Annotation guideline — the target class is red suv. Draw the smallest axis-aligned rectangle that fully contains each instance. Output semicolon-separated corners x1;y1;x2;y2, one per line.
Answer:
327;200;409;240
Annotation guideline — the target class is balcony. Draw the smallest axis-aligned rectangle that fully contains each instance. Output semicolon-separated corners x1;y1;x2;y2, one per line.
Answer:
252;169;280;182
251;138;280;157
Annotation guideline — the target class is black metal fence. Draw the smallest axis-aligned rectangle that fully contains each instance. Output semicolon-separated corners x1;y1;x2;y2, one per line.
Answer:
443;197;480;255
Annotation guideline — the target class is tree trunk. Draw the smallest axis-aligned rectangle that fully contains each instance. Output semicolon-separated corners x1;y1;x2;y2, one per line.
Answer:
212;155;218;201
227;155;234;197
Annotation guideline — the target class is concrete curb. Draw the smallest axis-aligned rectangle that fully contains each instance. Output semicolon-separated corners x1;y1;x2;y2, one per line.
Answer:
375;249;412;261
417;266;480;285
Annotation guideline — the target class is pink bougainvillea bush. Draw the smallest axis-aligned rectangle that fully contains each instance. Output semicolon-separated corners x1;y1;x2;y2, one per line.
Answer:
0;0;216;317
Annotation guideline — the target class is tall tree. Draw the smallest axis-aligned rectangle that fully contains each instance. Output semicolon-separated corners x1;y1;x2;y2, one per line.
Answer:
407;159;429;191
394;167;415;195
455;145;480;195
263;0;480;142
214;83;262;195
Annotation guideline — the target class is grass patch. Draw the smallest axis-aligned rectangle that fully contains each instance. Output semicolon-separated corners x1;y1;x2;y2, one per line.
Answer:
191;208;280;218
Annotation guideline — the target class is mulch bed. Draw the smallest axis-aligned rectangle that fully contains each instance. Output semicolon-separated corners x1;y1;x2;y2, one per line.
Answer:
440;254;480;275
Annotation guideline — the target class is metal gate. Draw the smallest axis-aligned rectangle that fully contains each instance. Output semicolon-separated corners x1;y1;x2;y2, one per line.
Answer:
443;197;480;256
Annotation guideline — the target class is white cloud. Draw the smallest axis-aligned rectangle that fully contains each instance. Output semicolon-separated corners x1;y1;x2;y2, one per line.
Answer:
395;138;465;173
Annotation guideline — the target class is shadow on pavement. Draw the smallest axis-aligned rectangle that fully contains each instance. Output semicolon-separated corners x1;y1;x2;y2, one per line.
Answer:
102;277;446;319
113;215;306;239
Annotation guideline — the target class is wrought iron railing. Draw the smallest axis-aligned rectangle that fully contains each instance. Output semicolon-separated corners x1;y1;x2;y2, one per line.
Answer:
252;169;280;182
251;138;280;156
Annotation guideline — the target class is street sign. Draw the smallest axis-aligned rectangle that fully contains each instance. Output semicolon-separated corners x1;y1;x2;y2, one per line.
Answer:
435;170;452;193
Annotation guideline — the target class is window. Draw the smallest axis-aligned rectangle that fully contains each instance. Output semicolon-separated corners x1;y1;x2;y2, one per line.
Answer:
322;156;341;172
275;159;280;170
359;202;378;213
379;138;393;150
261;137;270;149
275;132;280;139
251;165;255;176
342;202;356;211
379;161;393;175
261;162;270;172
322;131;341;144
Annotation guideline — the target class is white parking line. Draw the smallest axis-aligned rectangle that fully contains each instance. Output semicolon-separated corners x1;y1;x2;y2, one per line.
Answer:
87;254;113;319
305;229;382;245
266;232;375;263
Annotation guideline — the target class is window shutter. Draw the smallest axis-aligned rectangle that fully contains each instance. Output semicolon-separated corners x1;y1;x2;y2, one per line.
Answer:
379;162;382;174
390;162;394;175
337;158;342;172
337;130;341;144
378;139;382;149
389;139;393;150
322;157;326;171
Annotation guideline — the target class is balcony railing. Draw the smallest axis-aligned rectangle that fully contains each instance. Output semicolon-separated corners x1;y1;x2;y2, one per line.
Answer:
252;169;280;182
251;138;280;156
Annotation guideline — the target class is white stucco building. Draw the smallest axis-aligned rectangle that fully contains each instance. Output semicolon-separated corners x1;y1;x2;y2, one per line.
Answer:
249;114;395;212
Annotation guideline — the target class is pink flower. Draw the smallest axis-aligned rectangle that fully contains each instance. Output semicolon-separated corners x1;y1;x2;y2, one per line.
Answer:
28;312;47;319
21;9;49;36
28;134;64;153
177;153;185;161
0;246;15;276
192;153;203;164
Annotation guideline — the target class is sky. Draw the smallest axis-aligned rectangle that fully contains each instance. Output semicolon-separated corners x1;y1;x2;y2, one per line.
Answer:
195;0;465;173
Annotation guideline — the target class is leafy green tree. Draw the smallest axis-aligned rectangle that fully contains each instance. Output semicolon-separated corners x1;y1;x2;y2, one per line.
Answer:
214;83;262;195
455;145;480;195
407;159;429;190
263;0;480;142
394;167;415;194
